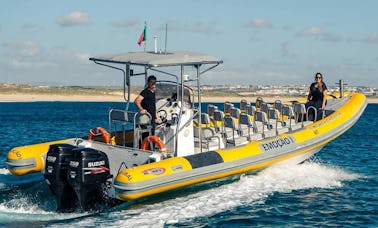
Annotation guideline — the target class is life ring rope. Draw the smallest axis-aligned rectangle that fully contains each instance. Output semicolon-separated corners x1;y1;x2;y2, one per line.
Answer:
88;127;111;144
141;135;166;153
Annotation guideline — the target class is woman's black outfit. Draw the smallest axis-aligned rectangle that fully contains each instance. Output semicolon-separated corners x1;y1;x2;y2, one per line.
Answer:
305;82;327;120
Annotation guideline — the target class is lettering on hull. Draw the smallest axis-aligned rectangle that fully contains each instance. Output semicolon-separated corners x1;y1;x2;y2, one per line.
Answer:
259;136;296;153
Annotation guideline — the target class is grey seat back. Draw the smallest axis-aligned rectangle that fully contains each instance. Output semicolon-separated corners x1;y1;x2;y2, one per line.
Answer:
268;108;279;120
261;102;269;113
274;100;283;113
134;112;152;126
239;113;255;139
201;112;211;126
224;102;233;116
294;103;307;124
224;115;237;130
240;99;248;113
230;107;241;119
282;105;294;117
268;108;280;135
255;110;268;123
239;113;253;126
207;104;217;119
213;110;225;122
282;105;294;131
254;110;269;138
109;109;131;123
213;110;225;133
294;103;306;114
246;105;256;116
223;115;247;146
193;126;215;139
256;97;264;109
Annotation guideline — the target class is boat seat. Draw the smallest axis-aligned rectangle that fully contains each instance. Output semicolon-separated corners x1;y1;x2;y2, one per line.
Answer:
213;110;225;133
274;100;283;114
246;105;256;117
240;99;248;114
255;97;264;109
109;109;136;146
200;112;212;127
254;110;274;138
133;112;153;149
230;107;241;119
239;113;258;140
224;115;248;146
207;104;218;124
224;102;234;116
261;102;269;113
193;126;221;151
282;104;295;132
268;108;288;136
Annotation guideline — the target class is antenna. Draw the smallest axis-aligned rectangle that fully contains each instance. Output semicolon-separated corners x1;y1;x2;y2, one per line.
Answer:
164;23;168;54
154;36;158;53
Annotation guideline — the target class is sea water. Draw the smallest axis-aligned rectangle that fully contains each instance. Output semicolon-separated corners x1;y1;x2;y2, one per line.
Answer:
0;102;376;227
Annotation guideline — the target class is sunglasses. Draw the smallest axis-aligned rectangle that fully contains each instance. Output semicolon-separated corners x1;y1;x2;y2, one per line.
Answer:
315;76;322;79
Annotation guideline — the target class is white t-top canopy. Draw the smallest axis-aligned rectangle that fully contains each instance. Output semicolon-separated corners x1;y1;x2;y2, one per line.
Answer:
89;51;223;67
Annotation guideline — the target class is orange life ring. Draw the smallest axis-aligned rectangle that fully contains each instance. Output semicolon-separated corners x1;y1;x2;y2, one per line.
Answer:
88;127;110;144
141;135;166;153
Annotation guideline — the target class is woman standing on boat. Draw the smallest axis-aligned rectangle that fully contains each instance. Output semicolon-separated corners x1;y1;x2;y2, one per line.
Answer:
306;72;328;120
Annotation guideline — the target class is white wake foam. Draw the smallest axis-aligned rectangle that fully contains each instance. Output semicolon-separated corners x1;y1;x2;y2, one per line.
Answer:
0;168;10;175
57;161;359;227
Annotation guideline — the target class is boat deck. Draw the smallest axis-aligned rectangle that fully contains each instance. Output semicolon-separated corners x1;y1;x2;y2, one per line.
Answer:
193;96;346;152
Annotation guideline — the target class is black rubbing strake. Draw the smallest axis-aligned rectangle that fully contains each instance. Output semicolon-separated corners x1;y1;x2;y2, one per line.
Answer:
184;151;224;169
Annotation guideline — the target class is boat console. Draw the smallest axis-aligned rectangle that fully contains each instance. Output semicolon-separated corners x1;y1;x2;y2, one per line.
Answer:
155;98;194;157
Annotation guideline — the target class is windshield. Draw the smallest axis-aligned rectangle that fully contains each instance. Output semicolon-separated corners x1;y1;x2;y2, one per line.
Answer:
155;81;193;108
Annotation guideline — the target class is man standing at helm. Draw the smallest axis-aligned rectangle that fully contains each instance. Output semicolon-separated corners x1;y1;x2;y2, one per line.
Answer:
134;75;162;134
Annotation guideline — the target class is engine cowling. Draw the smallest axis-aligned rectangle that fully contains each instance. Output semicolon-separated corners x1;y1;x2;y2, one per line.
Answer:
44;143;77;212
67;147;111;211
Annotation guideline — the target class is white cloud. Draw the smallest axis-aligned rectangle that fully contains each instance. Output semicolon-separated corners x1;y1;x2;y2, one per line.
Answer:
6;58;57;70
3;41;42;57
297;26;341;42
1;40;60;70
74;52;91;63
57;11;91;27
364;34;378;44
248;18;273;29
299;26;323;36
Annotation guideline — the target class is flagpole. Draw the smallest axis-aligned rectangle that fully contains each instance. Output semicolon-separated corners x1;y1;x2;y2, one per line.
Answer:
144;21;147;52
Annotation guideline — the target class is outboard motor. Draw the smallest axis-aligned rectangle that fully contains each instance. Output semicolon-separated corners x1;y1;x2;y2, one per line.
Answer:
67;147;111;211
44;143;77;212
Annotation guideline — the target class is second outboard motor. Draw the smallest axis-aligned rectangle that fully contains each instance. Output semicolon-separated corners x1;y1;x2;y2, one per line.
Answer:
67;147;111;211
44;143;77;212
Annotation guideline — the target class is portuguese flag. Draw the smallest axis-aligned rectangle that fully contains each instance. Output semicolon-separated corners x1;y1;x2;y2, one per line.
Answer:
137;24;147;46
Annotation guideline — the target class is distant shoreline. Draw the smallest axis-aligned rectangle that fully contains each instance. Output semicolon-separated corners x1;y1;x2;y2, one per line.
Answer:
1;83;377;103
0;93;377;104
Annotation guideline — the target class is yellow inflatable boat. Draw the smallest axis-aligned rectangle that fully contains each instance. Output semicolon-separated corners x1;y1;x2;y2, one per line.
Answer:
6;50;367;211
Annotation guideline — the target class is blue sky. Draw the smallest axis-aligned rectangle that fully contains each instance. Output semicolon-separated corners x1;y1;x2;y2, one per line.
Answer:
1;0;377;87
